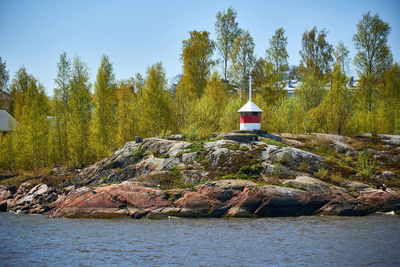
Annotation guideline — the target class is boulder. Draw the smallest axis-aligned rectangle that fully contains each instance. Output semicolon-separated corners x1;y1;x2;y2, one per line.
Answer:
167;134;185;141
50;182;173;218
0;185;13;201
283;175;333;193
358;188;400;212
8;183;58;214
263;145;326;172
331;139;358;156
142;138;190;157
339;180;372;191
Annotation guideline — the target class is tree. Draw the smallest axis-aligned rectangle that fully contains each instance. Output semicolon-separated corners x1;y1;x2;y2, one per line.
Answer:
14;79;49;173
215;7;241;83
0;57;9;92
353;11;392;112
68;57;92;166
377;63;400;134
116;80;137;145
8;67;31;118
53;52;71;164
140;62;173;137
231;30;255;93
180;30;215;99
266;28;289;109
295;73;327;111
92;55;117;157
299;27;333;77
333;41;350;75
184;72;227;139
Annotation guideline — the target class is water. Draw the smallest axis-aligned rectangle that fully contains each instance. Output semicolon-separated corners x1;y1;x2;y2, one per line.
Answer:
1;213;400;266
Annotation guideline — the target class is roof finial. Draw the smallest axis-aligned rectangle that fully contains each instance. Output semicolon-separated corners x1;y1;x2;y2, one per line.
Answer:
249;75;252;102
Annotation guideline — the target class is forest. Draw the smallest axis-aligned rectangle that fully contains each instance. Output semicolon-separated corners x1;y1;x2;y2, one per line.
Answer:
0;8;399;173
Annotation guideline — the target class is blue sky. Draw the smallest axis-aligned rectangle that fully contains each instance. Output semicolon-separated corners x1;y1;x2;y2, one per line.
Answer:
1;0;399;95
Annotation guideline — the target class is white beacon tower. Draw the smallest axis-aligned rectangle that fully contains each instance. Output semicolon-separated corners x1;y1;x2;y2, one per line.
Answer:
237;76;263;131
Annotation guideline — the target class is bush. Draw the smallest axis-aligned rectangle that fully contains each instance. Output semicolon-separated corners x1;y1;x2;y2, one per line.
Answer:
316;167;329;180
131;144;147;162
357;150;375;181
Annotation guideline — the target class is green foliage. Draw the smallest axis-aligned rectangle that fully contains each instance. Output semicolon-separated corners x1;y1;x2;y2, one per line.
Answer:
215;7;241;82
298;161;310;172
92;55;117;158
273;162;282;177
357;150;375;181
316;167;329;180
231;30;255;92
299;27;333;77
68;56;93;166
131;144;147;162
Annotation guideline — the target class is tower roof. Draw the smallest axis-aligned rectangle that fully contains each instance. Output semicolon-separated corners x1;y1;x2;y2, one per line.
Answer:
238;100;263;113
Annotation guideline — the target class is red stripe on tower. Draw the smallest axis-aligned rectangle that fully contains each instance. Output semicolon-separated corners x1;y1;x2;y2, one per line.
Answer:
240;115;261;123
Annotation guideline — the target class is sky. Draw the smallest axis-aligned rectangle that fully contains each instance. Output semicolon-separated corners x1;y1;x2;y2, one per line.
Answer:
1;0;399;95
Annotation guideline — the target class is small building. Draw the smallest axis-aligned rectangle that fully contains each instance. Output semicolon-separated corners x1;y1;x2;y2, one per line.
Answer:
237;76;263;131
0;109;17;135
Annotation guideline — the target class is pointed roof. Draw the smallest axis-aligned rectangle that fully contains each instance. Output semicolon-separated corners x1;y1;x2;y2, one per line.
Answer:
238;100;263;113
0;110;17;132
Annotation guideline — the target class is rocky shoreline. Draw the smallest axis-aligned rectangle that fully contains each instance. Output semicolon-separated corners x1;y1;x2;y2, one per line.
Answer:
1;133;400;218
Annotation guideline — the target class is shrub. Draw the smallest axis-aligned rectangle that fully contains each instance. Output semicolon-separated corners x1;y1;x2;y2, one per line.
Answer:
316;167;329;180
273;163;282;177
357;150;375;181
298;161;309;172
131;144;147;162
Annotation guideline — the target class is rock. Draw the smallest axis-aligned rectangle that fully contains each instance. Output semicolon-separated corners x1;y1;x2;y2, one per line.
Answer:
316;191;372;216
206;145;252;171
340;180;372;191
142;138;191;157
261;162;292;178
376;171;399;182
13;182;33;201
181;170;209;185
373;151;396;163
0;185;13;201
281;138;305;147
283;175;333;193
181;152;198;165
50;182;173;218
313;133;347;143
331;139;358;156
227;185;328;217
0;200;7;212
358;188;400;212
167;134;185;141
263;145;326;172
378;134;400;146
197;179;257;191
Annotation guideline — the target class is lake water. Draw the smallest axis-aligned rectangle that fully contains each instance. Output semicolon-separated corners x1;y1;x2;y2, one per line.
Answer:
1;213;400;266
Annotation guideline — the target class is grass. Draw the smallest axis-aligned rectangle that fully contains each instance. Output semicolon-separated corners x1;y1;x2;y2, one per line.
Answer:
259;137;287;147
